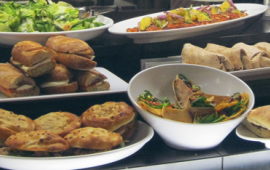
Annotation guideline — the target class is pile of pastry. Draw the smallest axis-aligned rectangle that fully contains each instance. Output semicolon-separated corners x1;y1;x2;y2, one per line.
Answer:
0;101;137;157
0;36;110;98
181;42;270;72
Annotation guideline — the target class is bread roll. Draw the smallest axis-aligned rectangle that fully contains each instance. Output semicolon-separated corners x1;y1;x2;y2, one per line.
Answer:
46;36;97;70
81;102;136;132
242;105;270;138
10;41;56;77
35;63;78;94
74;69;110;92
64;127;123;150
0;108;35;146
5;130;69;152
34;111;81;137
0;63;40;97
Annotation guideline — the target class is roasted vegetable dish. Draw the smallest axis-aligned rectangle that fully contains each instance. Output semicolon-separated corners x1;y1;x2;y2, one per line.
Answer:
127;0;247;32
0;0;104;32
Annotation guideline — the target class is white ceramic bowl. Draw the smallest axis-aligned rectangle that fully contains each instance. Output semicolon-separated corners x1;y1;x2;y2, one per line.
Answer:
127;64;255;150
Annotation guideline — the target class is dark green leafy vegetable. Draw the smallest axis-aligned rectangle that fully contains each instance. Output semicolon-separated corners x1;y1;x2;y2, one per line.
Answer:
0;0;105;32
195;112;227;123
190;96;214;108
177;74;201;92
139;90;172;109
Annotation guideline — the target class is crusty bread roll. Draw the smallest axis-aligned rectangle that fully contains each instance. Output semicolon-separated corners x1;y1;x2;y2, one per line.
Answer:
64;127;123;150
10;41;56;77
35;63;78;94
242;105;270;138
0;63;40;97
46;36;97;70
5;130;69;152
0;108;35;146
73;69;110;92
45;36;95;58
34;111;81;137
81;102;136;132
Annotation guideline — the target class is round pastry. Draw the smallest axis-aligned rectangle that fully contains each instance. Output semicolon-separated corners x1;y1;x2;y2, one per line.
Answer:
81;101;136;131
34;111;81;137
5;130;69;152
64;127;123;150
0;108;35;146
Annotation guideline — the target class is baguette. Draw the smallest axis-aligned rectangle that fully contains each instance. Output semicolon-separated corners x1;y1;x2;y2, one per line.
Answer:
35;63;78;94
46;36;96;70
10;41;56;77
74;69;110;92
0;63;40;97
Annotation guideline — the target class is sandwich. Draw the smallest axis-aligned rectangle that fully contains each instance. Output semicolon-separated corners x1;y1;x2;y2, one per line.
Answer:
172;74;202;109
81;101;137;140
1;130;69;157
0;63;40;98
73;69;110;92
138;90;193;123
232;42;270;69
63;127;123;155
34;111;81;137
35;63;78;94
205;43;244;71
45;36;97;71
0;108;35;146
242;105;270;138
10;41;56;77
181;43;234;72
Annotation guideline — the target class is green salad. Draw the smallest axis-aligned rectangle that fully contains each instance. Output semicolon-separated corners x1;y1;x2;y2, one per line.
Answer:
0;0;105;32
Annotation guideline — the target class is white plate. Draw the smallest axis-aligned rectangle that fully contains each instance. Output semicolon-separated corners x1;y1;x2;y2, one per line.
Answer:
230;67;270;81
0;0;28;4
0;121;154;170
0;67;128;103
0;15;114;46
236;123;270;148
108;4;267;44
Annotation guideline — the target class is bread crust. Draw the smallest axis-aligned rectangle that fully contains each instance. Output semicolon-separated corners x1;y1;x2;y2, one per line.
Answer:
12;41;57;67
247;105;270;130
0;63;36;89
46;36;96;70
79;81;110;92
40;64;74;82
74;69;107;87
36;64;79;94
5;130;69;152
41;81;78;94
34;111;81;137
0;108;35;146
242;118;270;138
46;36;94;56
53;53;97;70
10;57;57;77
0;63;40;97
81;102;135;131
64;127;123;150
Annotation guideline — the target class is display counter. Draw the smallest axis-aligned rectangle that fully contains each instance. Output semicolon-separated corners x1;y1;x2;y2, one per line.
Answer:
1;9;270;170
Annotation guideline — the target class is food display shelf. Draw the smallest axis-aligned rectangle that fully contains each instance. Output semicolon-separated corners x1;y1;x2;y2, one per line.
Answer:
1;6;270;170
